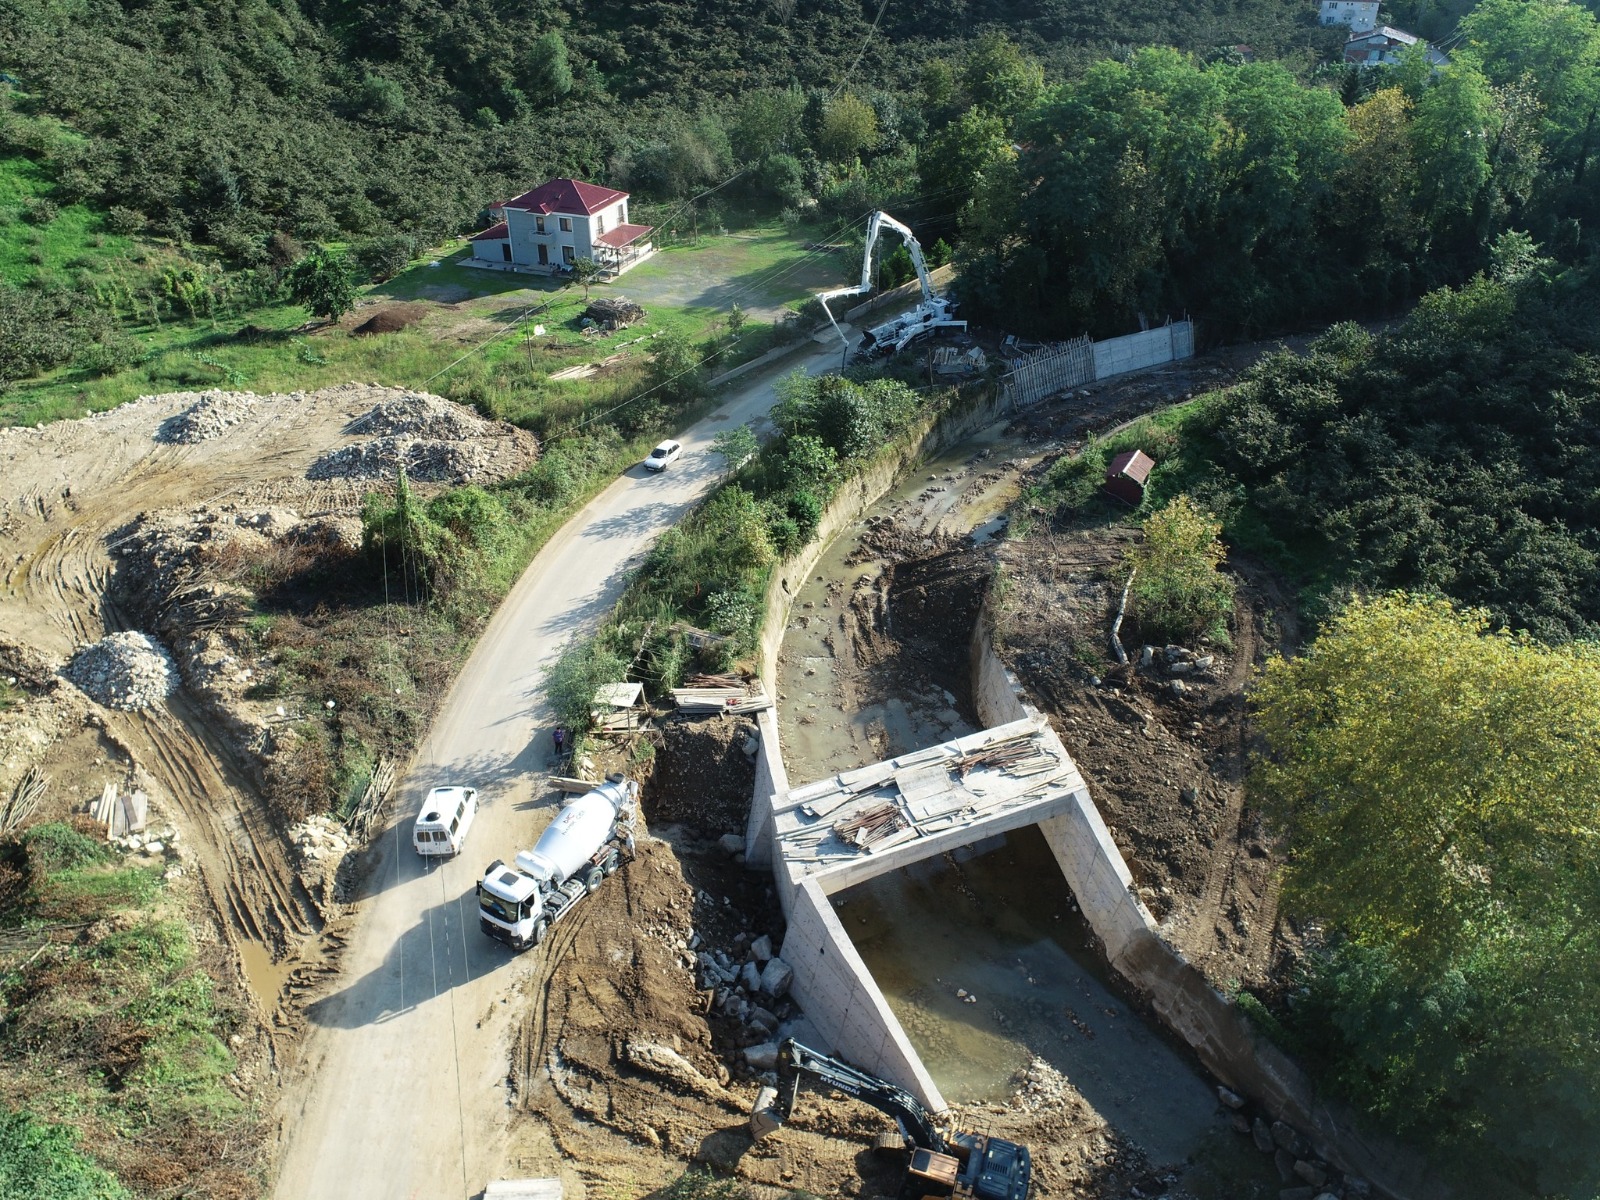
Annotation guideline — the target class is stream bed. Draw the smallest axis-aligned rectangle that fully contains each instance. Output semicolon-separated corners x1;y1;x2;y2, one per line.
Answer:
777;423;1226;1170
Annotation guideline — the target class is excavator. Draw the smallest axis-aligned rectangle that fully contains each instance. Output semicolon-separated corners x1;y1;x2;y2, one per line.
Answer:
749;1039;1032;1200
816;210;967;360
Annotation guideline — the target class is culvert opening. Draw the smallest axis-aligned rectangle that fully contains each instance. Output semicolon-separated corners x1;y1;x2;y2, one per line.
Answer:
830;824;1223;1168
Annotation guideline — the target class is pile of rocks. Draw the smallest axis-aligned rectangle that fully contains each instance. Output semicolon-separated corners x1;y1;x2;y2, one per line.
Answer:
1218;1086;1368;1200
156;390;260;444
289;815;353;865
307;433;536;483
1137;642;1220;698
63;632;179;711
345;392;493;441
696;930;802;1070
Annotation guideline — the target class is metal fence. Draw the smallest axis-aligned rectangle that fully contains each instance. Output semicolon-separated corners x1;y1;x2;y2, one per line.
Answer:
1003;320;1194;408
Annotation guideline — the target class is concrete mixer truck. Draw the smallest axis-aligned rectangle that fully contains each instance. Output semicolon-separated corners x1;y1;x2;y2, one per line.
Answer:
476;774;638;950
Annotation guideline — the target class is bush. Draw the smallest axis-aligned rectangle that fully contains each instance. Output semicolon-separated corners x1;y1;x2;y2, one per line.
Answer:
1126;495;1234;643
106;206;146;235
351;233;418;282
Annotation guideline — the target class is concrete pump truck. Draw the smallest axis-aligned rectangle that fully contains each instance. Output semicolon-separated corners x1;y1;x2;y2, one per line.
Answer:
750;1039;1032;1200
816;210;967;361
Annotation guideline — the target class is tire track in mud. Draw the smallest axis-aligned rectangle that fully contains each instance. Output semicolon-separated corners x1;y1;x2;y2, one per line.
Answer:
0;393;376;1002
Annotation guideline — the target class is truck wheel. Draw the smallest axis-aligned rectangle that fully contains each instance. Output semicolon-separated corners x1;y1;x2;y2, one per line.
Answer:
584;866;604;893
601;850;620;877
530;917;549;947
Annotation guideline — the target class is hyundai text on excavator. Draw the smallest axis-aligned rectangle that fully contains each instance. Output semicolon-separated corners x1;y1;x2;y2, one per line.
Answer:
749;1039;1032;1200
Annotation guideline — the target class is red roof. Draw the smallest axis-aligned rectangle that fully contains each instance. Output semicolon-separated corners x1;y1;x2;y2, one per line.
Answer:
469;220;509;241
502;178;628;217
594;223;653;249
1106;449;1155;484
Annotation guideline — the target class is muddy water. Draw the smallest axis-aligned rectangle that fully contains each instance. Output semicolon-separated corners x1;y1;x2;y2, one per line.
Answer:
239;938;292;1012
777;425;1024;785
836;826;1221;1166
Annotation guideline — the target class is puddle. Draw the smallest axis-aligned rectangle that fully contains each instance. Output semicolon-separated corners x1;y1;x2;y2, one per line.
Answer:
239;938;292;1011
778;426;1029;784
834;825;1222;1167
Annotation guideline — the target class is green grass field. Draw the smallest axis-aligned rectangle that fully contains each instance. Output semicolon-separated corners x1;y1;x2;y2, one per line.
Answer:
1;221;840;429
0;155;132;288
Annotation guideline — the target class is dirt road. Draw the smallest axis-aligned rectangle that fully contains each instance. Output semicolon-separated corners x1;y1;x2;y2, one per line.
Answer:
269;343;839;1200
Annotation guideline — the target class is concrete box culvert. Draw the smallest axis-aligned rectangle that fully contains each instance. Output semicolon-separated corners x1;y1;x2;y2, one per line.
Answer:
739;394;1451;1198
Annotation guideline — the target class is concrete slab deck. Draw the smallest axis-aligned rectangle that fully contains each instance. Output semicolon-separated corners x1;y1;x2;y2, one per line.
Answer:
772;715;1089;897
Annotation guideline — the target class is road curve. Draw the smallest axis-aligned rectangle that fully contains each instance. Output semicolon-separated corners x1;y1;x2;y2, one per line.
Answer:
270;344;838;1200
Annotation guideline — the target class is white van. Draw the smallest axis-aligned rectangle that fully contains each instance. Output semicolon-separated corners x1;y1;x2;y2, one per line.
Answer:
413;785;478;857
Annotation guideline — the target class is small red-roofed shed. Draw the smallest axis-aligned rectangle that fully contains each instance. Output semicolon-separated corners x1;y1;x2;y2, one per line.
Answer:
1104;449;1155;505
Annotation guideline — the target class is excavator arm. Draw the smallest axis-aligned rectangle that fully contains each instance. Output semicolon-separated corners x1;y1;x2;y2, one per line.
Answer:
751;1038;945;1152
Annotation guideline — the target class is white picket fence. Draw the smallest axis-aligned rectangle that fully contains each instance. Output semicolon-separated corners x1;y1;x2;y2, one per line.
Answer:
1003;320;1194;408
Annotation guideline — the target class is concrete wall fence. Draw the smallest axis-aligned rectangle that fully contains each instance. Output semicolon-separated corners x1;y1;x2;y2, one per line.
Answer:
1003;320;1195;409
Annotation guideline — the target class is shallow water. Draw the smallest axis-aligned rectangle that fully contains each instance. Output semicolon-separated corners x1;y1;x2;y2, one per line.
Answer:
835;826;1222;1166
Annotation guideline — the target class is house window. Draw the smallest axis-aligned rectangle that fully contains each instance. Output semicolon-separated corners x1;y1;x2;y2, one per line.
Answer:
562;245;575;264
595;213;605;235
559;216;572;232
536;215;546;233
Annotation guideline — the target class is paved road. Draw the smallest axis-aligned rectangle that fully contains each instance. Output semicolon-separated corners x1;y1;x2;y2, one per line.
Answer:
271;342;838;1200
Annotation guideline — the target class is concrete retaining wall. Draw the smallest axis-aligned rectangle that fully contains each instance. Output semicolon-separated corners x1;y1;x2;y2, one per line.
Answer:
969;596;1451;1200
778;878;945;1108
746;385;1009;866
1091;322;1192;379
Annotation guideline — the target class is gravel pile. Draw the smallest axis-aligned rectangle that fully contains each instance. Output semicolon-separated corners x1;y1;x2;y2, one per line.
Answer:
308;430;538;484
156;390;260;444
63;632;179;711
345;392;492;440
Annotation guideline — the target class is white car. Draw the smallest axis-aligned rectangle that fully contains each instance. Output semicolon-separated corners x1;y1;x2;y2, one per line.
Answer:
413;785;478;857
643;440;682;471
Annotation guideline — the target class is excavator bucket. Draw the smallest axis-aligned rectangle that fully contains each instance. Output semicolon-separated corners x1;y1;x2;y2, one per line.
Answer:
749;1086;784;1140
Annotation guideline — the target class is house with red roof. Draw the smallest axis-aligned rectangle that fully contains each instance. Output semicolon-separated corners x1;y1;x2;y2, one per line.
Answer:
468;178;655;277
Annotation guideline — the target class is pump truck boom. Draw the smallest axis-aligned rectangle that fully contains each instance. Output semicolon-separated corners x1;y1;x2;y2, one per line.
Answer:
750;1039;1031;1200
477;774;637;950
816;211;966;360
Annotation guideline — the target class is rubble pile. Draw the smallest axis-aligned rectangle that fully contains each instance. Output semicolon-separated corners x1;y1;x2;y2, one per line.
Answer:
307;434;535;483
309;393;538;485
156;390;261;444
289;815;353;865
63;632;179;711
344;392;494;441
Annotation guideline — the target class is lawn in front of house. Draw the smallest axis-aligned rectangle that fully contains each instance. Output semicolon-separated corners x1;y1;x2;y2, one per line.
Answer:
2;221;841;429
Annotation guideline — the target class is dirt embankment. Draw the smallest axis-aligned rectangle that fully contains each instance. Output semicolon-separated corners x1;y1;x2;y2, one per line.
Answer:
0;383;543;1192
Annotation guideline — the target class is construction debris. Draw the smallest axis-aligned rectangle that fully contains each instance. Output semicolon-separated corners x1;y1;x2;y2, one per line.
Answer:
583;297;646;328
2;767;49;836
156;390;261;443
672;682;773;715
87;780;148;838
343;756;398;842
773;716;1087;870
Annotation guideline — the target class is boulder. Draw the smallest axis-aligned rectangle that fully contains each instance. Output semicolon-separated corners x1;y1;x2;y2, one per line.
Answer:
750;934;774;963
759;957;794;998
744;1042;780;1071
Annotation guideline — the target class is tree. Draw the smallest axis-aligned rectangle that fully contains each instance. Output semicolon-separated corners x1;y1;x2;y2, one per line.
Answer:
285;248;356;323
647;330;705;404
571;256;602;299
523;31;573;105
1253;592;1600;973
818;92;878;162
961;33;1044;125
1125;495;1235;642
711;425;758;470
1251;592;1600;1195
